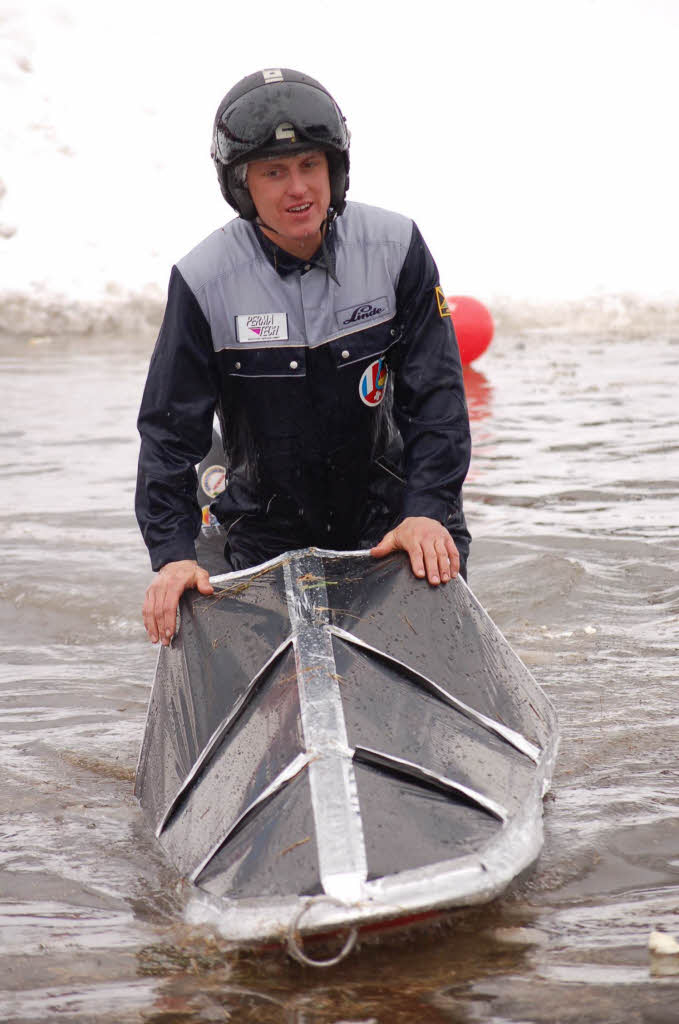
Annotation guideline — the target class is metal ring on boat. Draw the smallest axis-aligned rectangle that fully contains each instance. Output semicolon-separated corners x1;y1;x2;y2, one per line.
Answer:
286;896;359;968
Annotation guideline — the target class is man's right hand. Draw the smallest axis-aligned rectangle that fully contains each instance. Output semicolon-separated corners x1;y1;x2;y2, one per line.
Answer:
142;560;214;645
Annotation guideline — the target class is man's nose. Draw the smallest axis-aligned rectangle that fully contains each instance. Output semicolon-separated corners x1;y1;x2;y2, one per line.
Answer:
286;169;307;194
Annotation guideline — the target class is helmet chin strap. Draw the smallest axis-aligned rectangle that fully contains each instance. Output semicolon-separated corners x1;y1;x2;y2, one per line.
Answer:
320;224;340;286
254;213;340;285
253;213;279;235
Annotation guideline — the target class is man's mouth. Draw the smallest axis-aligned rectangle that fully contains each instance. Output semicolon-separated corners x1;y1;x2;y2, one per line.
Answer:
287;202;312;213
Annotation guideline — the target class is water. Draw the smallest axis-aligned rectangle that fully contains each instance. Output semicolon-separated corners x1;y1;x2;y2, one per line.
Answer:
1;323;678;1023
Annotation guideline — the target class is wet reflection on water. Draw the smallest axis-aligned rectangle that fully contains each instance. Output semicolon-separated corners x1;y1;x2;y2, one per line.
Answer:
1;329;678;1022
463;365;493;425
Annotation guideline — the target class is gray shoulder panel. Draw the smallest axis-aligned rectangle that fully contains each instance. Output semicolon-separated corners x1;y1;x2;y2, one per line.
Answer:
177;219;265;313
335;201;414;253
316;203;414;346
175;203;415;353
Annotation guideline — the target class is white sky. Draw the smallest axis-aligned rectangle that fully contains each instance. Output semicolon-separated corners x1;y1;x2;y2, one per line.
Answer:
1;0;678;303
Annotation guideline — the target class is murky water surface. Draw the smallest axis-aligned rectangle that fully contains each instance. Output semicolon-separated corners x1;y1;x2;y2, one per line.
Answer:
1;327;678;1023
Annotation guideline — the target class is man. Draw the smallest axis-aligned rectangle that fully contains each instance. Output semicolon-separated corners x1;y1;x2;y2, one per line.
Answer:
136;68;471;646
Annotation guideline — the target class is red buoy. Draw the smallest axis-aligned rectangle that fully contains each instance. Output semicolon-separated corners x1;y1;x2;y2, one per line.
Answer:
447;295;494;365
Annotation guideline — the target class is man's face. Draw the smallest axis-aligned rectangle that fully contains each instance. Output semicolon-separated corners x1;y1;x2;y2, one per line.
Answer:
246;150;331;252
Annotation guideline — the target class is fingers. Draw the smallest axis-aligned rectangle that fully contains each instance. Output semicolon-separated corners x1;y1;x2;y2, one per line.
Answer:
142;577;182;645
381;517;460;586
142;579;165;644
422;538;446;585
141;560;211;645
444;535;460;579
196;569;215;596
159;579;183;644
421;534;459;585
370;530;396;559
435;537;450;583
142;583;163;645
407;544;426;579
141;591;157;644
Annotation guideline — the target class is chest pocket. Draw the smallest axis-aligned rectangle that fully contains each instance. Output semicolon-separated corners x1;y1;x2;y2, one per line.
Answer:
329;320;401;370
220;346;307;379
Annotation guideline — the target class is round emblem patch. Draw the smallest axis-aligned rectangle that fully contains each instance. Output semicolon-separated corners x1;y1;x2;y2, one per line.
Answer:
359;358;388;407
200;464;226;499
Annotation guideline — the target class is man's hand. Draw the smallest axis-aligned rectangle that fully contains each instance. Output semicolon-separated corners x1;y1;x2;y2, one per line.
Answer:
142;559;214;645
371;516;459;585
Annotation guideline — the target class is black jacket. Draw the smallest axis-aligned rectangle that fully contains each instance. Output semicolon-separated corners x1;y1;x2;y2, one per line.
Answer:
136;201;471;571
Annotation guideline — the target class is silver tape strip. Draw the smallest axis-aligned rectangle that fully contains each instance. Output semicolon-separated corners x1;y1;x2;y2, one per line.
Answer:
209;549;292;585
190;750;311;883
329;624;541;763
283;553;367;904
156;634;293;836
353;745;508;822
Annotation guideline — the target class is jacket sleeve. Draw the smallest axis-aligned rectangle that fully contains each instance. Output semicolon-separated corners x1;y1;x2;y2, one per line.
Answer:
392;222;471;524
135;266;219;571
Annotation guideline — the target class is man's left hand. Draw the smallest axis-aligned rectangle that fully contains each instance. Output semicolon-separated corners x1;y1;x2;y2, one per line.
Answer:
370;516;459;585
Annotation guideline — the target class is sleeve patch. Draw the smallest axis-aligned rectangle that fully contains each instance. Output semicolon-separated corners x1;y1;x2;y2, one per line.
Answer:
435;286;451;318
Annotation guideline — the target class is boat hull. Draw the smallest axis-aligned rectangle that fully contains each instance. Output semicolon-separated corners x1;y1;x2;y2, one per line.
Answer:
135;546;558;947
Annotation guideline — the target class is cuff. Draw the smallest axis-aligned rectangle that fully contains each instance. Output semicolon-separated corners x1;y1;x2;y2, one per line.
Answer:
399;494;449;525
149;538;198;572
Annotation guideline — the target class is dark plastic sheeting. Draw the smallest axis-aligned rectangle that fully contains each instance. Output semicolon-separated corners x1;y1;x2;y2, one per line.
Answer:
322;552;550;750
199;771;321;900
135;562;290;833
160;647;304;880
353;761;500;880
333;636;534;821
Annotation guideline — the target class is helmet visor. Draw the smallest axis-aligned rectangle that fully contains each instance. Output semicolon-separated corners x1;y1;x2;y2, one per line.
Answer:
214;82;348;165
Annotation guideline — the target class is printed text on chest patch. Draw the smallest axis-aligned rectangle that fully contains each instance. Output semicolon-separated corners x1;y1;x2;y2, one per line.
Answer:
336;297;389;327
236;313;289;342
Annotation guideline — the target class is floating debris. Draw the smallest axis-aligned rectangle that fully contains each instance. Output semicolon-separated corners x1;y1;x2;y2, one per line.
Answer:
649;929;679;955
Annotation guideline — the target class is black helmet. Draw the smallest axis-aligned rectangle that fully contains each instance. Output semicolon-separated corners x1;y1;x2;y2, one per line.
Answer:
211;68;350;220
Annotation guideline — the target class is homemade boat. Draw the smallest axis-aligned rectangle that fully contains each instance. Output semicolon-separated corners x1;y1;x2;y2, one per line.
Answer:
135;446;559;964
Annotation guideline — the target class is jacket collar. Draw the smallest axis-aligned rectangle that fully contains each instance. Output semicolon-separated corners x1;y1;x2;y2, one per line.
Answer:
254;221;338;283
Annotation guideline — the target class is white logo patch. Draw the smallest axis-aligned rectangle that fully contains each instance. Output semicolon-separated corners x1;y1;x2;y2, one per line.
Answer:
262;68;283;83
275;122;296;142
236;312;289;343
